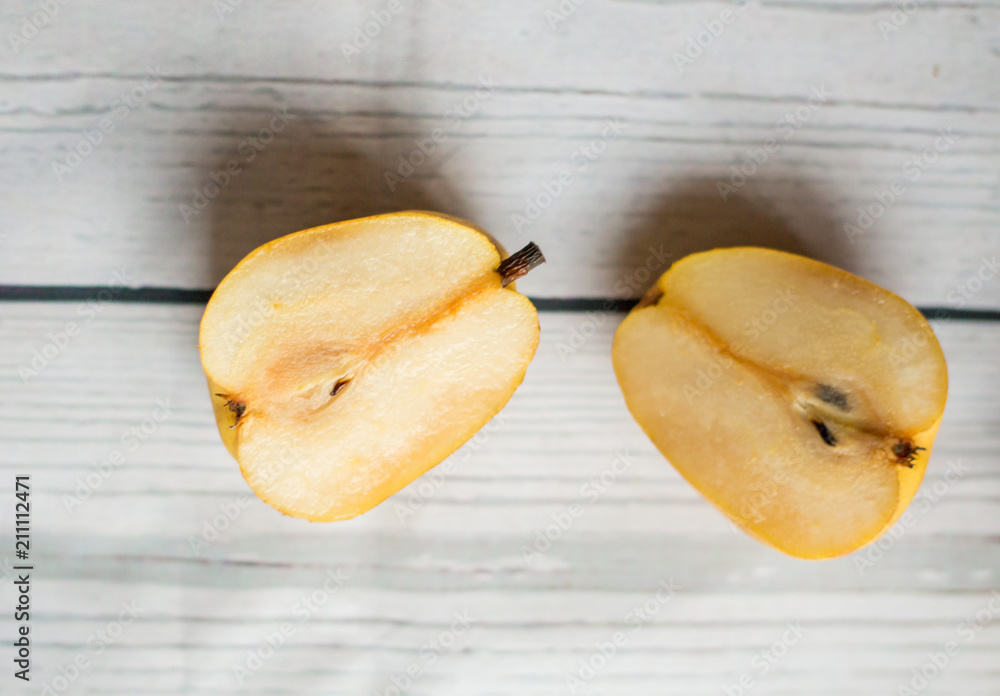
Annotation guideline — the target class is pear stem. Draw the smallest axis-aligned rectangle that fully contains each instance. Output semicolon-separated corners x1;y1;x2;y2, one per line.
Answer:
498;242;545;287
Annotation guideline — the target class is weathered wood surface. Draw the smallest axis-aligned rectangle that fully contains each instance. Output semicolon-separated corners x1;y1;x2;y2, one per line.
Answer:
1;306;999;694
1;1;998;307
1;0;999;693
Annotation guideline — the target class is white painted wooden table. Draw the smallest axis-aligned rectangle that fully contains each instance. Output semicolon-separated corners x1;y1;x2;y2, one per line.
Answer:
2;1;999;694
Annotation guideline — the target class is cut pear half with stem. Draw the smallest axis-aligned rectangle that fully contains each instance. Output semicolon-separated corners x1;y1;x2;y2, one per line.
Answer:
200;211;544;522
612;247;948;559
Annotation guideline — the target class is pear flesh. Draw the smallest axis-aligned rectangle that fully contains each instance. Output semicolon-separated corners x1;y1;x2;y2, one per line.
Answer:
200;212;543;522
612;248;948;559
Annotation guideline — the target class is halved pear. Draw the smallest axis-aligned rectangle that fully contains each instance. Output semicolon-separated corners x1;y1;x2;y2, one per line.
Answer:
612;247;948;559
199;211;543;521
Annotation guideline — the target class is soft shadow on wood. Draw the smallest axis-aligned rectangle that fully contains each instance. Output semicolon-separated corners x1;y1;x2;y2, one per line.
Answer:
611;177;860;297
188;105;471;285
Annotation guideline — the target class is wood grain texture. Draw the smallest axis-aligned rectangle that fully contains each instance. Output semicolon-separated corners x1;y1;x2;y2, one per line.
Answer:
1;1;999;693
1;0;999;308
1;304;998;694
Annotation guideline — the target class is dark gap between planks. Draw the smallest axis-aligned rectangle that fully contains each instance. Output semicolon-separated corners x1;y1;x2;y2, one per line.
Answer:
0;285;999;321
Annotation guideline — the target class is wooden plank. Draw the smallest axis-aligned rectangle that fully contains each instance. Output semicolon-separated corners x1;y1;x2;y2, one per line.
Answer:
1;304;998;692
1;304;998;539
2;0;999;691
1;584;999;694
1;1;998;307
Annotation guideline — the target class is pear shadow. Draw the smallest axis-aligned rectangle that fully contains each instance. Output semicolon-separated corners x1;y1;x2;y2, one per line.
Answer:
201;109;472;285
611;177;860;296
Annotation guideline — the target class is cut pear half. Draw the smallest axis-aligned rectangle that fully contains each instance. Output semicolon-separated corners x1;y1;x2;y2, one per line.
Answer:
200;211;544;521
612;247;948;559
